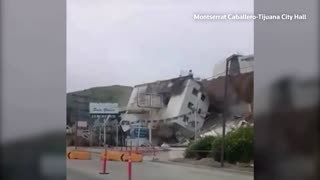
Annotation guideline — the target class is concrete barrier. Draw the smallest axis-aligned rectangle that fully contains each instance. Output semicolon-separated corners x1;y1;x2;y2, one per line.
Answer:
100;150;143;162
67;150;91;160
168;150;184;160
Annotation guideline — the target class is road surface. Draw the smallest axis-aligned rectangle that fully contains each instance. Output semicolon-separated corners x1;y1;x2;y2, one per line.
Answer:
67;155;253;180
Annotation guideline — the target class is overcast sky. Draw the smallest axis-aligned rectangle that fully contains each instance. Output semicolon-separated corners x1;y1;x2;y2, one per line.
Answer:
67;0;253;92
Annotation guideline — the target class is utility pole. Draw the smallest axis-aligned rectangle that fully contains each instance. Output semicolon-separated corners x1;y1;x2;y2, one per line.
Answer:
116;120;119;147
194;96;199;141
221;56;231;167
74;98;80;150
148;123;152;144
75;113;78;150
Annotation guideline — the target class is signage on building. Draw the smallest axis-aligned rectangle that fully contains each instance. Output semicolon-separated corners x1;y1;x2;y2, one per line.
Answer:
89;103;119;115
130;127;149;138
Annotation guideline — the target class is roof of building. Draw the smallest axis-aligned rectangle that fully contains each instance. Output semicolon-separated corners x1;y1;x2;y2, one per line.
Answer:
132;74;206;107
134;74;194;88
238;54;254;61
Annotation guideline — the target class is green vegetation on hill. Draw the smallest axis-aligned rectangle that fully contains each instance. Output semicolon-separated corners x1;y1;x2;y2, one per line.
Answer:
67;85;133;125
67;85;133;108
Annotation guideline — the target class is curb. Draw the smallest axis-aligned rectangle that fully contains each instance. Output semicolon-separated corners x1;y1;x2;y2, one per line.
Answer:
150;160;254;176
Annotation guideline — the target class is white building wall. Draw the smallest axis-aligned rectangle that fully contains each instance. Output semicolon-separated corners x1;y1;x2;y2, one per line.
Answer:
213;55;254;78
126;86;140;110
175;79;210;131
122;79;210;134
239;59;254;74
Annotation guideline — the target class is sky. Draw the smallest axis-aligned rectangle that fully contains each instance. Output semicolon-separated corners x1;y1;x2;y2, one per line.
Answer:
67;0;254;92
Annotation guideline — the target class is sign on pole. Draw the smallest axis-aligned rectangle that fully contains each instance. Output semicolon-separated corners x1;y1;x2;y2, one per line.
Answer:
120;120;131;132
89;103;119;115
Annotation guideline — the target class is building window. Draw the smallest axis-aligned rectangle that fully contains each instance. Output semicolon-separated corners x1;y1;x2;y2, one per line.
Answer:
190;121;195;127
159;120;164;123
164;96;170;105
183;116;189;123
229;56;241;76
201;94;206;101
192;88;198;96
188;102;194;109
198;108;202;114
147;120;151;123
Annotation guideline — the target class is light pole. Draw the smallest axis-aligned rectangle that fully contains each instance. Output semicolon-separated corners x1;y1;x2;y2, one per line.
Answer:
221;55;232;167
116;121;119;147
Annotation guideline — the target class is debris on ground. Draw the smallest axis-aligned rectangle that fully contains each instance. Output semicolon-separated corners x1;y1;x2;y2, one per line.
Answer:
160;143;170;151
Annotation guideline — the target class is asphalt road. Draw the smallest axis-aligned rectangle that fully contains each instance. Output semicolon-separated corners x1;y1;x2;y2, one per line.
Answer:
67;151;253;180
67;155;253;180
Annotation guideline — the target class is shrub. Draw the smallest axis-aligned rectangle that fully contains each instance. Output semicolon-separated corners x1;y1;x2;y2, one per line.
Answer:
225;126;253;163
211;126;253;163
210;136;225;162
184;136;216;159
184;142;197;158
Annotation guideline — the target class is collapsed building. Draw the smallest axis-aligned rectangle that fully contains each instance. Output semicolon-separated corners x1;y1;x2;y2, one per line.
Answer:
122;54;254;144
200;54;254;137
121;72;210;145
200;71;253;137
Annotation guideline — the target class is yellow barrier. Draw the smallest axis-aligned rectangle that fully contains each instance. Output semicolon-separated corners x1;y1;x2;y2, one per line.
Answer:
100;150;143;162
67;150;91;160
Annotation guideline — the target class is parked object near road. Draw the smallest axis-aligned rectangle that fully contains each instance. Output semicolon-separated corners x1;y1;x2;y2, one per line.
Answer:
66;150;91;160
161;143;170;151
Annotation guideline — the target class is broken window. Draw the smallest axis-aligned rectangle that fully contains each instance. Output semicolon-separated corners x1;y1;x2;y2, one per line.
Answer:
192;88;198;96
190;121;195;127
198;108;202;114
163;96;170;105
188;102;194;109
201;94;206;101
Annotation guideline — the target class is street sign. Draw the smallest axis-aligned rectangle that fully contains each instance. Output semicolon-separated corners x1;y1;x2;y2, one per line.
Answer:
89;103;119;115
132;128;148;138
120;120;131;132
77;121;87;128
